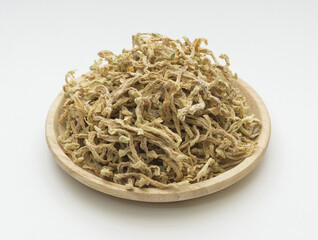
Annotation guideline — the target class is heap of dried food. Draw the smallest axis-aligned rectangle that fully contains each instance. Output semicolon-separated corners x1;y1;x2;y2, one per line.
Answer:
58;33;261;189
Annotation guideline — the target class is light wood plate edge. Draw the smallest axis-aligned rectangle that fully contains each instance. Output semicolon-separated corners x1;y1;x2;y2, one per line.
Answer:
45;78;271;203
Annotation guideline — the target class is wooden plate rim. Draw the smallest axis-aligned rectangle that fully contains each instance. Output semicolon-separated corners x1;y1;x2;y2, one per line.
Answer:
45;78;271;202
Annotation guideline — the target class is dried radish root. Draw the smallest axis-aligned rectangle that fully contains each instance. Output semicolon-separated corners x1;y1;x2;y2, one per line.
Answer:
58;33;261;190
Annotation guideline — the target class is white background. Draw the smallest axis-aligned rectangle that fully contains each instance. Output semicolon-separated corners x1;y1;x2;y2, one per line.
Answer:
1;0;317;239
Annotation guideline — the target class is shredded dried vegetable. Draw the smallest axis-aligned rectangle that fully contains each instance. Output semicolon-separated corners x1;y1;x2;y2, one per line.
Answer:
58;33;261;189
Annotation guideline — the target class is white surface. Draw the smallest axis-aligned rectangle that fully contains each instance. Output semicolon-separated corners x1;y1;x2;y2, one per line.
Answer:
0;0;317;239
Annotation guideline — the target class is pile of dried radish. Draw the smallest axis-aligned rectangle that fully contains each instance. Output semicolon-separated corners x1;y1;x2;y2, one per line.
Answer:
58;33;261;189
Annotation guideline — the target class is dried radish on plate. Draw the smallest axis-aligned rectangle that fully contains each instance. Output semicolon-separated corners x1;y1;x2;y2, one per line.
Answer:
58;33;261;189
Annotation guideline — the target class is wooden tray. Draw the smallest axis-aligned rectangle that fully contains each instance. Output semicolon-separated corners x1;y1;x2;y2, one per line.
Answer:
46;78;270;202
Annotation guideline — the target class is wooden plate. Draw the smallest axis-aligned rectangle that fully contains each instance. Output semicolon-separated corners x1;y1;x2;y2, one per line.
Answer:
46;78;270;202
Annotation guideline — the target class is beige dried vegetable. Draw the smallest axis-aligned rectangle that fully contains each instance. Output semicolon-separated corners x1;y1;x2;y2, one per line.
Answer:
58;33;261;189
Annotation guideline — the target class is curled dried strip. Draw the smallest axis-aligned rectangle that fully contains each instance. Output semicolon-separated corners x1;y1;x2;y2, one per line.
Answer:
58;33;261;189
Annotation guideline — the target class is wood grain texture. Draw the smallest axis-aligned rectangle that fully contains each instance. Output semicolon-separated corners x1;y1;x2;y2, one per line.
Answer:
45;78;271;202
